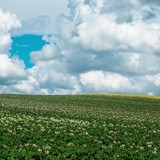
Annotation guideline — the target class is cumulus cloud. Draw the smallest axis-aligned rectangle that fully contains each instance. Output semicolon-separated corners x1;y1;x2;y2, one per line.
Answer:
0;9;21;54
0;55;26;85
0;9;26;88
30;44;59;63
28;63;80;94
12;63;80;94
1;0;160;95
52;0;160;95
60;0;160;53
80;71;143;93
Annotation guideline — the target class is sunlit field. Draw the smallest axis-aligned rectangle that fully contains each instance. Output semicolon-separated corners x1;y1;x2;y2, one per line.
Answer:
0;94;160;159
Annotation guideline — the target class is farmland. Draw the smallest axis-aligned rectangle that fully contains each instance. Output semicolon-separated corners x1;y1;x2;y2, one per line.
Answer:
0;94;160;159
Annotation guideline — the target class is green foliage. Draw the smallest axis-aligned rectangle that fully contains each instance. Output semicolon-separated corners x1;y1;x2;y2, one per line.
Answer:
0;94;160;159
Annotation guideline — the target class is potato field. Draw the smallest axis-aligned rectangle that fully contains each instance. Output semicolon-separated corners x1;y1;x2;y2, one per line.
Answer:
0;94;160;159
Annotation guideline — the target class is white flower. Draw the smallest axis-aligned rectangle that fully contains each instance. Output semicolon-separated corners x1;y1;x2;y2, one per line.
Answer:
38;149;42;152
45;150;49;155
120;144;125;148
32;144;37;147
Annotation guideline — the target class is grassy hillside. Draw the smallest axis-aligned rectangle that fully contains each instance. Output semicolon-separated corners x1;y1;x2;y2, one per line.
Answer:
0;94;160;159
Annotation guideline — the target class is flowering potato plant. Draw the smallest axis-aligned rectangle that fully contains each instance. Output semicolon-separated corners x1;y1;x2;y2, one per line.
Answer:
0;94;160;159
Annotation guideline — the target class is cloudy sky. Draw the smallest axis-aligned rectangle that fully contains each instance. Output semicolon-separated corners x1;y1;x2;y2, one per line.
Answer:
0;0;160;95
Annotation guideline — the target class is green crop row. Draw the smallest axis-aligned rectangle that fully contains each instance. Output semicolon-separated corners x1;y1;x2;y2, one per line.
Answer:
0;94;160;159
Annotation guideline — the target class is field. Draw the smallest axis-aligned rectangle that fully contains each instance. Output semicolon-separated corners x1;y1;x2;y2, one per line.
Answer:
0;94;160;159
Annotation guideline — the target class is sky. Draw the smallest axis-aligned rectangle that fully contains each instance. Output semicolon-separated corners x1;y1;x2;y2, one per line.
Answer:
0;0;160;95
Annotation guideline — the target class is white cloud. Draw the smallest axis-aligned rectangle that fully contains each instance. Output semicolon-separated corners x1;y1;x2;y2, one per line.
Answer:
1;0;160;95
116;52;160;75
80;71;143;93
64;5;160;53
55;0;160;95
0;9;26;87
26;0;160;95
0;9;21;31
26;62;80;94
30;44;59;63
0;54;26;85
0;9;21;54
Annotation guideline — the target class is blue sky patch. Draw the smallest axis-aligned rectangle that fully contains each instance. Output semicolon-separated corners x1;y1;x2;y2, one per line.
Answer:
10;34;47;68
